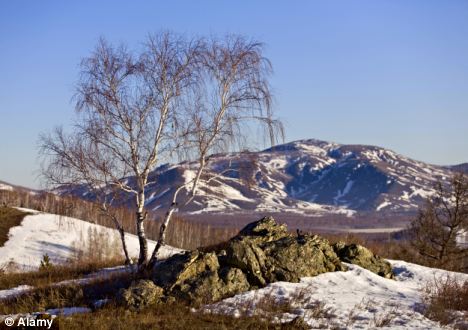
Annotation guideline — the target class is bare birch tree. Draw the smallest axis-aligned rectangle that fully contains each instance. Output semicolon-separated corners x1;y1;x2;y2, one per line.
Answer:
40;32;283;271
147;35;284;268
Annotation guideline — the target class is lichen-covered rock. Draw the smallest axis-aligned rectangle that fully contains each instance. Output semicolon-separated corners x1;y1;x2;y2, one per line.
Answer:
144;216;394;306
153;251;219;289
261;234;346;282
218;267;250;296
333;242;394;279
235;216;289;243
223;217;346;285
118;280;164;310
173;266;250;304
153;250;250;304
223;238;268;286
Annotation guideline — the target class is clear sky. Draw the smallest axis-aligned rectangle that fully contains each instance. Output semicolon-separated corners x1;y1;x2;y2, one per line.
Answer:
1;0;467;188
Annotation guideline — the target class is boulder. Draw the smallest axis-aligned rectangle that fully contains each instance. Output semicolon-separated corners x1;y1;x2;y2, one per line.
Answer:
153;251;219;289
333;242;394;279
118;280;164;310
153;250;249;304
222;217;345;285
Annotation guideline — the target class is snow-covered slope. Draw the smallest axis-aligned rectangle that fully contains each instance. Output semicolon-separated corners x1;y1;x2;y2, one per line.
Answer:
0;209;182;272
59;139;462;217
205;260;468;329
0;182;14;191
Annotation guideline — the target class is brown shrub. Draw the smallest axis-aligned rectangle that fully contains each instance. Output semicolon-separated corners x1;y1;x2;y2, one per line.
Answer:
422;276;468;327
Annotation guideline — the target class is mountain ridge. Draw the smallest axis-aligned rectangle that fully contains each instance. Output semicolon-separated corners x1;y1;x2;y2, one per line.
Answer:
47;138;464;218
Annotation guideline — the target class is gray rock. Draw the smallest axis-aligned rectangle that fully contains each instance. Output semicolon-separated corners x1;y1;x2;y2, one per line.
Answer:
333;242;394;279
118;280;164;310
223;217;345;285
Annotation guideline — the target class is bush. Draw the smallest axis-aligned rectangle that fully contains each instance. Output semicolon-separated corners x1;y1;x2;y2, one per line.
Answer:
423;276;468;328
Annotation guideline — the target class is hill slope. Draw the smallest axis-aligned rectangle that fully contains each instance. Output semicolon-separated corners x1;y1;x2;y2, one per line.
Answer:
0;209;181;272
207;260;467;329
61;139;461;217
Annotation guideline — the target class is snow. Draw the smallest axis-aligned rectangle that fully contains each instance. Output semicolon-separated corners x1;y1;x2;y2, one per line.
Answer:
202;181;254;202
46;307;91;316
294;143;327;156
264;157;288;170
0;209;183;272
409;186;435;200
183;169;197;184
333;180;354;204
0;285;33;300
0;183;13;191
376;201;392;211
205;260;468;329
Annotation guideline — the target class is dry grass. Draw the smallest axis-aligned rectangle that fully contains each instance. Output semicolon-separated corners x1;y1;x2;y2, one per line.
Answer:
0;258;125;291
216;285;333;328
1;275;303;330
0;207;30;247
57;302;303;330
422;276;468;327
371;307;399;327
0;271;132;315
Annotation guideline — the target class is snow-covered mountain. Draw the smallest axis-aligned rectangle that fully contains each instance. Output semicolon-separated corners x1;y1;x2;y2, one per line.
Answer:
0;180;37;194
59;139;461;217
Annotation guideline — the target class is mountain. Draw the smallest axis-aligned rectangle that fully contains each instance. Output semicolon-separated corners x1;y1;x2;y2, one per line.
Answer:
449;163;468;174
0;180;38;194
58;139;463;218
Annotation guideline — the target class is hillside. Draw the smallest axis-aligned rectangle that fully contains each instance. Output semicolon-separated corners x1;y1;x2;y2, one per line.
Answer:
0;208;181;272
58;139;461;218
450;163;468;174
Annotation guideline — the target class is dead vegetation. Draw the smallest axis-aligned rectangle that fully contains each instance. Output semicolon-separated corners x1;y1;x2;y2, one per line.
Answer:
57;302;302;330
422;275;468;328
0;258;124;291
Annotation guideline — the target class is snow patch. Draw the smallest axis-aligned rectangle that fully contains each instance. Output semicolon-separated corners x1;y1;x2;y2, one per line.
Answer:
205;260;468;329
0;209;183;272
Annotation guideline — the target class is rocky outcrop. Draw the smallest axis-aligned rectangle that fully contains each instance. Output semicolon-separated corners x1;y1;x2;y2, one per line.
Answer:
333;242;394;279
222;217;345;286
118;216;394;308
152;217;347;304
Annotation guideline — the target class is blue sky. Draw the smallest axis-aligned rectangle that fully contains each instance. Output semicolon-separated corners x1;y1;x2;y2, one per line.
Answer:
1;1;467;188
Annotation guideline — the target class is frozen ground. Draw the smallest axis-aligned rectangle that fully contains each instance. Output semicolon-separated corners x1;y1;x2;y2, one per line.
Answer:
0;209;466;328
0;208;182;272
205;260;468;329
